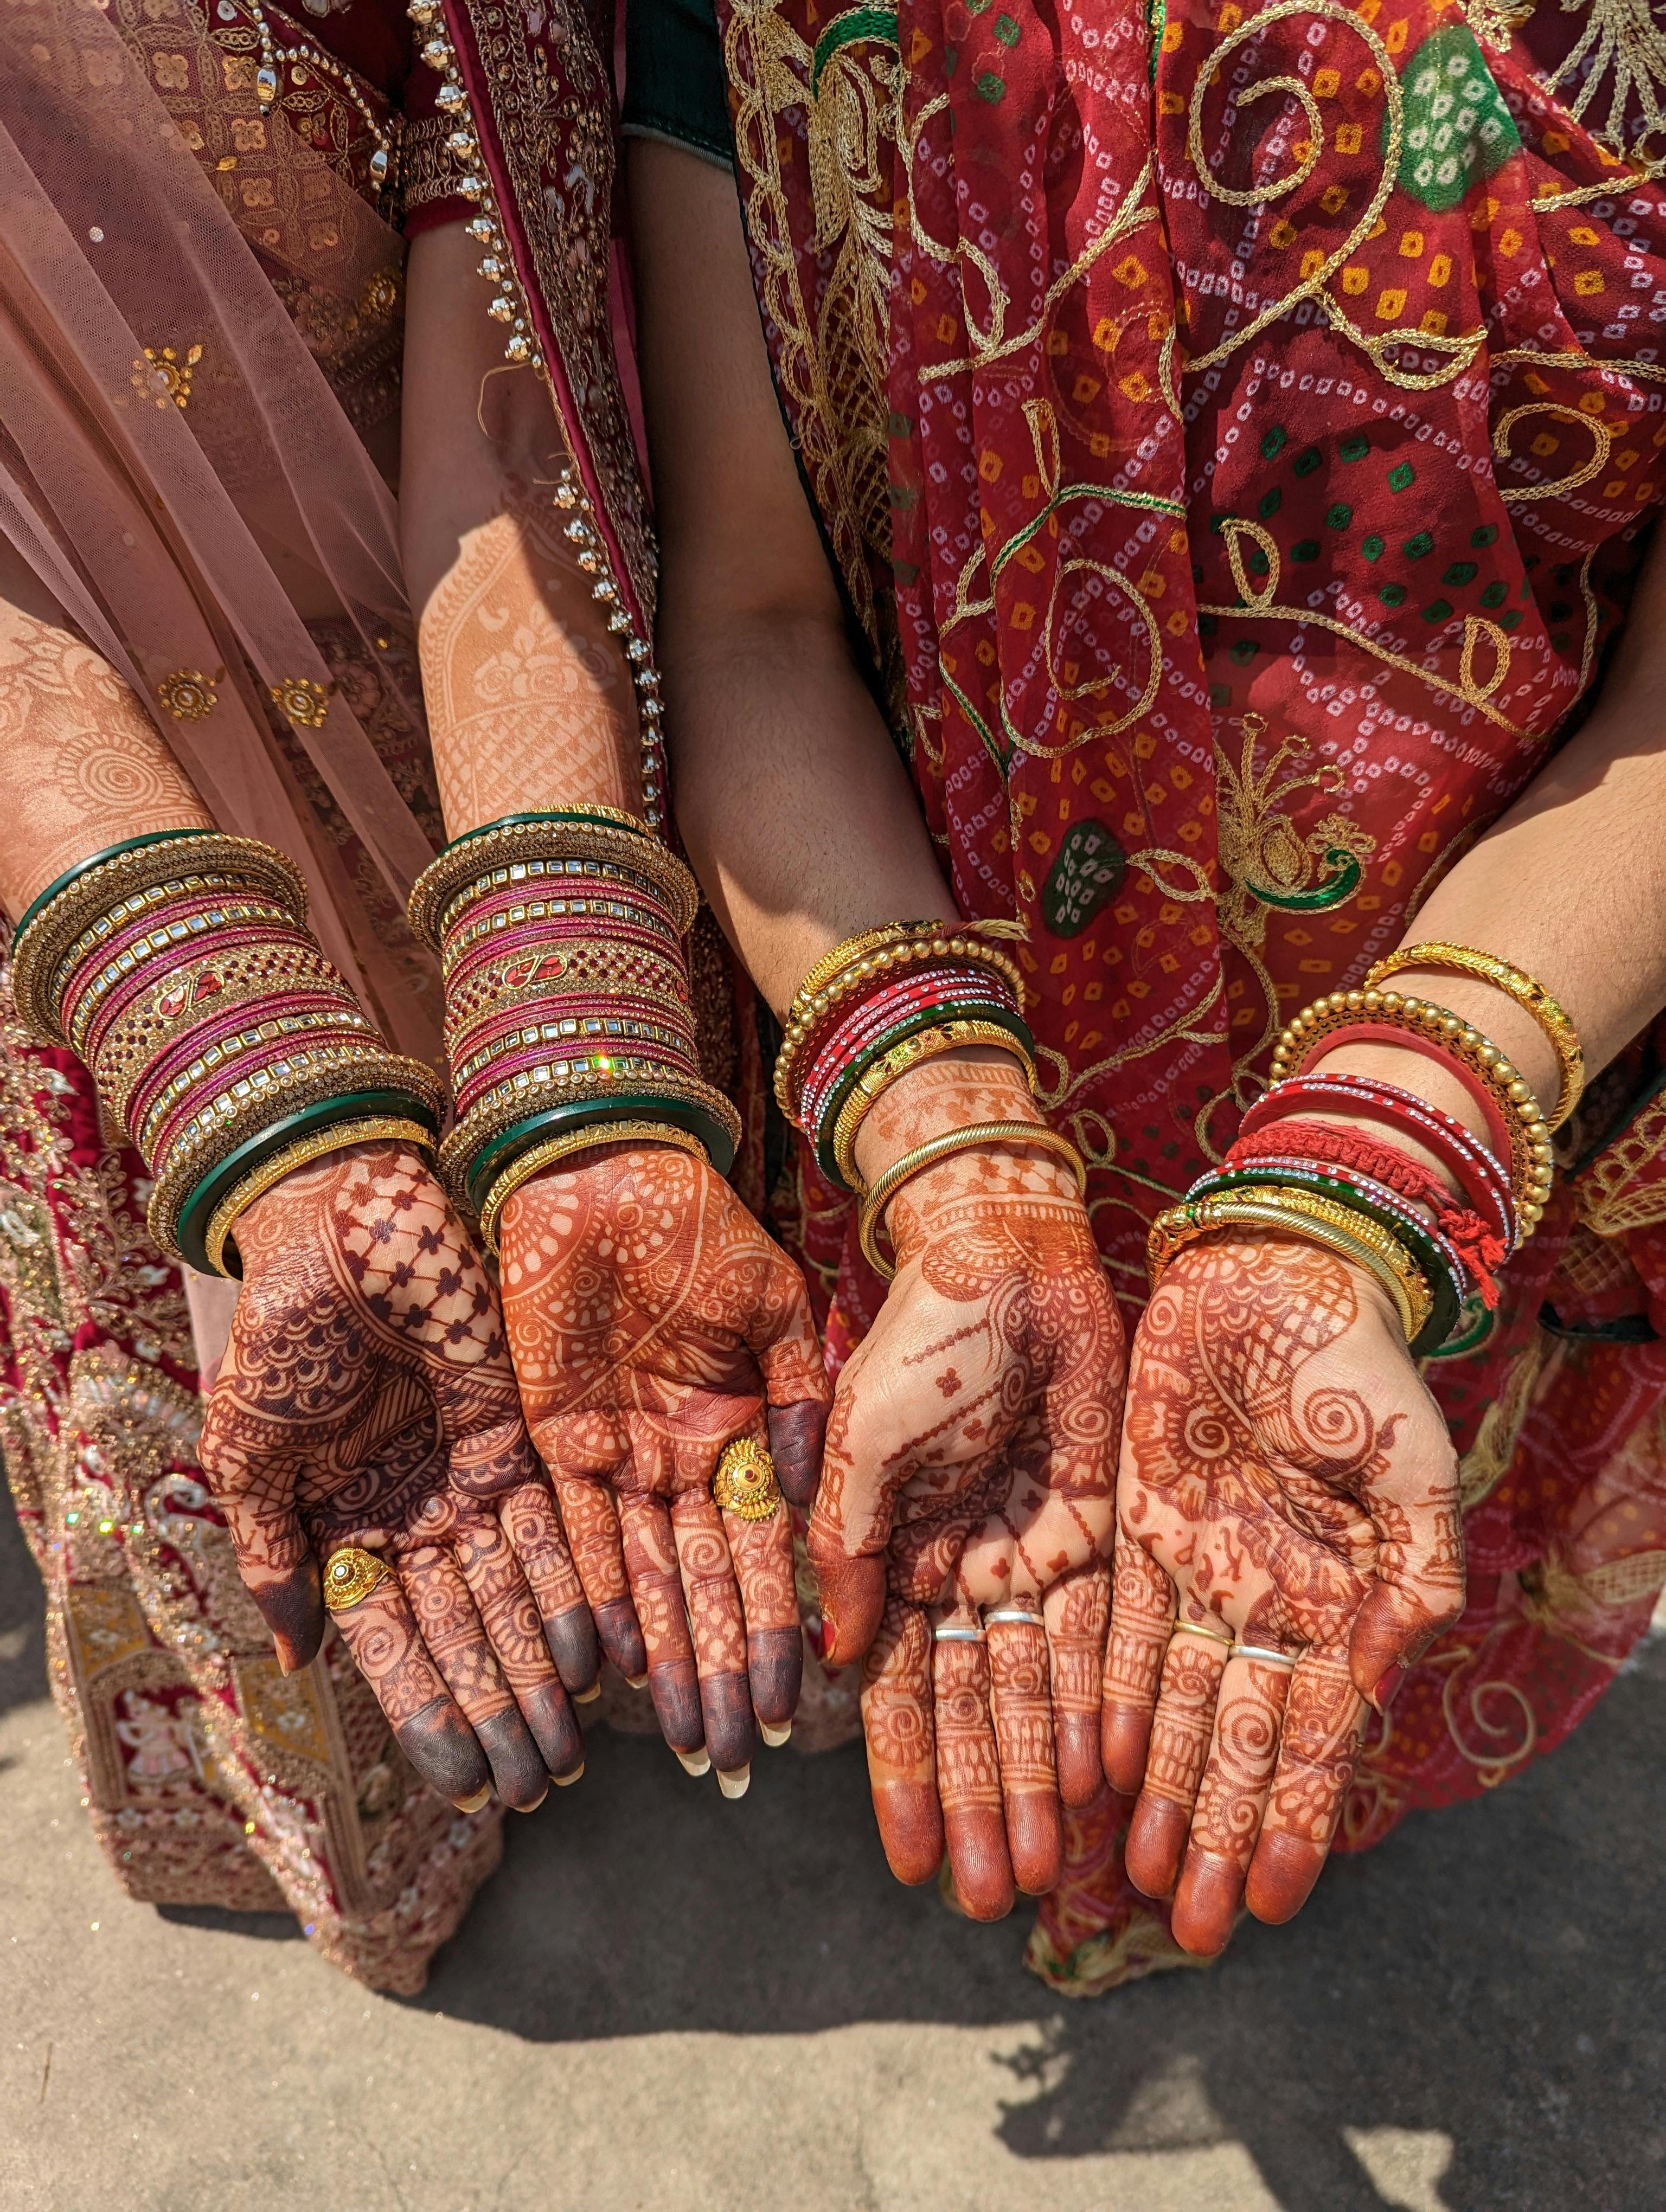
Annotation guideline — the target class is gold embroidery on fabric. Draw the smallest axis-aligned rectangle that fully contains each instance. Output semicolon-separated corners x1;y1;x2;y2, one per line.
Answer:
156;668;222;722
1542;0;1666;171
1494;402;1613;501
131;344;204;410
270;673;330;728
1577;1085;1666;1235
1457;1330;1550;1509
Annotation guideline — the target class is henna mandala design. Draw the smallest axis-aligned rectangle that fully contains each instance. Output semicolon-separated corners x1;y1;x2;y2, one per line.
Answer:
1108;1231;1464;1955
806;1056;1126;1914
198;1140;592;1810
500;1142;830;1776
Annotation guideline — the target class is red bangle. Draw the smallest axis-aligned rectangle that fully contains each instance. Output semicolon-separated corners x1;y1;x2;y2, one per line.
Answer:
1286;1022;1515;1168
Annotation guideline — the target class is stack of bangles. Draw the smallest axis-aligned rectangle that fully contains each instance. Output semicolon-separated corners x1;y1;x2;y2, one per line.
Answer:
406;806;740;1251
773;918;1084;1280
1149;942;1582;1359
9;829;443;1277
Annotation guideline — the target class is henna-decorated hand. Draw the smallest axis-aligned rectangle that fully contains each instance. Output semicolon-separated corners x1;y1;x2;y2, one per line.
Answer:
199;1141;597;1813
808;1057;1125;1919
1104;1231;1465;1954
499;1141;830;1792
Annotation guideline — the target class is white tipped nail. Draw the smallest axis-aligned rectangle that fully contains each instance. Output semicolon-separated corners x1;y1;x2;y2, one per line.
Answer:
573;1682;602;1705
717;1764;751;1799
625;1673;649;1690
675;1747;712;1777
452;1787;490;1814
759;1719;792;1748
552;1762;585;1787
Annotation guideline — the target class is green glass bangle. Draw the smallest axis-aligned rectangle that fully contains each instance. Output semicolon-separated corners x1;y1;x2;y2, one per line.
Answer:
1201;1165;1461;1358
464;1091;737;1217
812;1001;1037;1189
11;829;206;945
173;1089;440;1277
440;808;657;853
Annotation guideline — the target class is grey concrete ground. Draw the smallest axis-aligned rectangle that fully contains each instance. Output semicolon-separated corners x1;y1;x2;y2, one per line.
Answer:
0;1484;1661;2212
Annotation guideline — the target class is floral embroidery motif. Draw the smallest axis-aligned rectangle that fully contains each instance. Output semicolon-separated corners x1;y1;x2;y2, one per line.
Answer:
156;667;220;721
131;343;203;410
270;674;330;728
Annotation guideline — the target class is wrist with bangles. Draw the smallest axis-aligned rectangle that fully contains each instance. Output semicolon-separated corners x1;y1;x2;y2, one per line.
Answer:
408;807;740;1234
10;829;441;1277
858;1119;1088;1282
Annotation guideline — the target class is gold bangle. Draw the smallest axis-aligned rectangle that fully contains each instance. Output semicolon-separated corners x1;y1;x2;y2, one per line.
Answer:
857;1119;1087;1282
477;1120;709;1255
789;922;945;1009
407;812;699;947
202;1116;437;1279
436;1060;739;1206
1364;942;1584;1133
1147;1191;1428;1345
774;932;1027;1122
1267;987;1555;1232
830;1021;1038;1194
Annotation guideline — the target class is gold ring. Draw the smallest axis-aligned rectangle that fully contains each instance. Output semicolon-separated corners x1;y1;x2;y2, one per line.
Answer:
1169;1618;1234;1647
712;1437;783;1522
322;1546;392;1611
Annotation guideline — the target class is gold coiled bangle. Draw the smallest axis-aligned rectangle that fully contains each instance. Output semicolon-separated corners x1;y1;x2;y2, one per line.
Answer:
1364;941;1584;1133
1146;1187;1432;1346
857;1119;1087;1282
830;1020;1038;1194
476;1119;709;1256
202;1116;438;1279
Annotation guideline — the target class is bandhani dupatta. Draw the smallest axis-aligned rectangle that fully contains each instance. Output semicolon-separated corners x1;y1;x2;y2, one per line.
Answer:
720;0;1666;1981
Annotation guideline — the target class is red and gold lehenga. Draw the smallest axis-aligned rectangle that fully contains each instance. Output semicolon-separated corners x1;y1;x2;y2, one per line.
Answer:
6;0;1666;1999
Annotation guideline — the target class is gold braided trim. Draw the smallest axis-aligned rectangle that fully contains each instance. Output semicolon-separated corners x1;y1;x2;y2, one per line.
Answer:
830;1020;1038;1193
202;1116;438;1279
1147;1188;1430;1347
857;1120;1086;1282
12;834;310;1045
1366;942;1584;1134
407;812;699;947
477;1120;709;1256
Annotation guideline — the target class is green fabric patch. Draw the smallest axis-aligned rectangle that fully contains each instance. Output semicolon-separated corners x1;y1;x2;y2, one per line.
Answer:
1403;530;1435;558
1259;487;1283;517
1479;580;1508;607
1471;523;1499;548
976;69;1006;101
1042;821;1126;938
1394;24;1521;215
1293;447;1323;477
1362;533;1386;560
1340;433;1370;462
1261;426;1289;459
1291;538;1321;561
1422;598;1453;622
1388;461;1417;492
1327;503;1354;528
1442;561;1477;586
1379;583;1408;606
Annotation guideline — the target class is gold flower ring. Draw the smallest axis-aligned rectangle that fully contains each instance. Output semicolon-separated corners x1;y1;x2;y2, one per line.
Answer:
711;1437;783;1523
322;1546;392;1611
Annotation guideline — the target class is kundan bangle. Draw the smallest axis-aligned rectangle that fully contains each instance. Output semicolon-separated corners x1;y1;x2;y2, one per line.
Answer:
1364;941;1584;1132
1148;1187;1434;1349
406;808;699;948
857;1120;1087;1282
477;1118;709;1255
1268;987;1555;1232
203;1114;438;1279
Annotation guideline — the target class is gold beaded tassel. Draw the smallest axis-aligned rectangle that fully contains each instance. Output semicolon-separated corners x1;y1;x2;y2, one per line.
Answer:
1268;986;1556;1232
405;0;667;833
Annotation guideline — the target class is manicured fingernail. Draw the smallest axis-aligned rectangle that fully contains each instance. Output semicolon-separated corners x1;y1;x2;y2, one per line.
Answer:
1372;1662;1407;1713
625;1674;649;1691
517;1786;549;1814
573;1683;602;1705
759;1719;792;1748
552;1762;585;1787
717;1764;751;1799
452;1787;491;1814
675;1747;711;1777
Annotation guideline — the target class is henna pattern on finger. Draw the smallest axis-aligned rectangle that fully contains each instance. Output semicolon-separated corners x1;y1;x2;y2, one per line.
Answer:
987;1617;1062;1893
933;1626;1014;1920
1045;1561;1110;1807
861;1599;941;1883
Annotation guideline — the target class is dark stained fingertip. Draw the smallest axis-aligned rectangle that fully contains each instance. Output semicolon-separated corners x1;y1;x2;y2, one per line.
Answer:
1054;1715;1104;1809
1100;1700;1155;1798
476;1706;552;1812
871;1780;945;1887
1370;1662;1407;1714
1170;1849;1246;1957
810;1552;887;1666
1245;1830;1327;1925
543;1602;601;1696
1005;1794;1065;1897
257;1560;324;1677
592;1596;646;1683
767;1400;827;1508
944;1809;1017;1922
699;1671;757;1774
746;1624;803;1727
518;1680;585;1780
648;1657;706;1754
1125;1792;1189;1899
394;1699;490;1805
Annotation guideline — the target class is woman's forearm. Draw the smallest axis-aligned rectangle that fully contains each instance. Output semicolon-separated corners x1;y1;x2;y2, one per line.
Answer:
627;142;954;1017
400;225;643;835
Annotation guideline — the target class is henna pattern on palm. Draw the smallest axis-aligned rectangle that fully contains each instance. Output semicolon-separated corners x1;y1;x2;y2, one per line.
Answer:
198;1141;592;1810
501;1142;829;1779
811;1058;1125;1918
1106;1232;1465;1954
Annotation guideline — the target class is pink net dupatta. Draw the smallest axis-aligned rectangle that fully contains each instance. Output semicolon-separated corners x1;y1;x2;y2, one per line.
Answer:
0;0;441;1059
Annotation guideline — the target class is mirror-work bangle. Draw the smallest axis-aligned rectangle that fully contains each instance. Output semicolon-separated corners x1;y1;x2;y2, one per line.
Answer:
1364;941;1584;1133
202;1115;438;1280
477;1120;709;1255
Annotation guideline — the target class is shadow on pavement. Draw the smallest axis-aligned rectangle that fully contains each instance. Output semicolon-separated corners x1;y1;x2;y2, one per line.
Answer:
0;1471;47;1716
